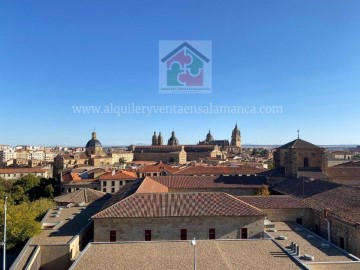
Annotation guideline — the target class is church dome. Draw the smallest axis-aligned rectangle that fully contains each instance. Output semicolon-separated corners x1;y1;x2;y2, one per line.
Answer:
168;131;179;146
86;132;102;148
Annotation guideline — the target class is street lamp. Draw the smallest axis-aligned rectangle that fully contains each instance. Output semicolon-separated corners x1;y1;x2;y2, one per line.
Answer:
3;195;7;270
191;238;196;270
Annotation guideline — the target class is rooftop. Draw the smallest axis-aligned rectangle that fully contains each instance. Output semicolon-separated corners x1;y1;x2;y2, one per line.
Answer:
99;170;137;180
174;165;266;176
272;179;360;225
268;222;357;263
239;195;308;209
0;168;47;174
54;188;111;204
278;138;321;149
150;175;268;189
92;192;265;219
70;240;300;270
138;162;181;174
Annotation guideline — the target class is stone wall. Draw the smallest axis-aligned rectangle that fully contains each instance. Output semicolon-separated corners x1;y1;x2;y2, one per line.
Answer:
94;216;264;242
261;208;313;227
312;210;360;257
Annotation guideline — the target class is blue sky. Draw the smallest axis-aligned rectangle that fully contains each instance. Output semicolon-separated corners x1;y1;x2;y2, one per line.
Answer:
1;0;359;146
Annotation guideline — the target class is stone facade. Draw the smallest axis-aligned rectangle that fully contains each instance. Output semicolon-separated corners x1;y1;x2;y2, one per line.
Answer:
312;210;360;257
94;216;264;242
274;138;327;177
260;208;313;227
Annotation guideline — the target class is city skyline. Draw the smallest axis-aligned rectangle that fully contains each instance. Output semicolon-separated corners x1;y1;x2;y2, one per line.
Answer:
1;1;360;146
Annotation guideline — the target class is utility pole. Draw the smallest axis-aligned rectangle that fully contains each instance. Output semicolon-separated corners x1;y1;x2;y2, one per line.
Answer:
3;195;7;270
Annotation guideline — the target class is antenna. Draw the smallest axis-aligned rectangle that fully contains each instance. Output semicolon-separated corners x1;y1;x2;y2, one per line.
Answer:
297;130;300;139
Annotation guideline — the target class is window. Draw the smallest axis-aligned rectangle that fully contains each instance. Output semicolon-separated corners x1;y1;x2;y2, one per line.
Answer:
315;224;319;234
209;228;215;239
180;229;187;240
103;188;106;192
111;188;115;193
241;228;248;239
339;236;345;249
296;218;303;225
67;188;71;193
112;181;115;186
120;181;123;186
145;230;152;241
304;157;309;168
103;181;107;186
110;230;116;242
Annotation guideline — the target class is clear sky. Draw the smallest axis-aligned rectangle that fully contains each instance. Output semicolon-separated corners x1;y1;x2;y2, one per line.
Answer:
1;0;359;146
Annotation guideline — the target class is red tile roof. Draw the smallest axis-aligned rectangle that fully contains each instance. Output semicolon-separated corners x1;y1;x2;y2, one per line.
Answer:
54;188;110;204
0;168;46;174
138;162;181;174
273;179;360;224
238;195;308;209
99;170;137;180
174;165;265;176
92;192;265;219
149;175;268;189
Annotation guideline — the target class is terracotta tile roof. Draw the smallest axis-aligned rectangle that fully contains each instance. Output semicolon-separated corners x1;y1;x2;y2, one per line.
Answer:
174;165;265;176
272;179;360;225
0;168;46;174
62;172;82;182
149;175;268;189
278;138;320;149
238;195;308;209
92;192;265;219
99;170;137;180
54;188;111;204
101;179;144;210
297;170;329;181
327;167;360;182
138;162;181;174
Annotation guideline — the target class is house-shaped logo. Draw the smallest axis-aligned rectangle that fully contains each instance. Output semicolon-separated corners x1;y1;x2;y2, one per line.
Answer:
159;41;212;94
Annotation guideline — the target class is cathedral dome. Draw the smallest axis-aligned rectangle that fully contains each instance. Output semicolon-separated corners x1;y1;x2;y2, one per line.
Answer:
168;131;179;146
86;132;102;148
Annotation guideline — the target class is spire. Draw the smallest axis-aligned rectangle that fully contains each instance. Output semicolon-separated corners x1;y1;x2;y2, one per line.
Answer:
152;131;158;146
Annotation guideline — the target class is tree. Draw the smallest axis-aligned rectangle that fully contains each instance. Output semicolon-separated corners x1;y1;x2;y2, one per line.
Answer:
256;185;270;196
118;157;126;165
0;198;55;249
44;184;55;199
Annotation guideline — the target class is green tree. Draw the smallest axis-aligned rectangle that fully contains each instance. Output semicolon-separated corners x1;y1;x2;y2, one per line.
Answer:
118;157;126;164
43;184;55;199
0;199;55;249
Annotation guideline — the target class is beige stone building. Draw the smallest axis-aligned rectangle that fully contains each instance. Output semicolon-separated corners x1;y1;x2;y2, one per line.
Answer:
111;150;133;164
53;131;113;177
92;192;265;242
99;170;137;193
273;137;327;177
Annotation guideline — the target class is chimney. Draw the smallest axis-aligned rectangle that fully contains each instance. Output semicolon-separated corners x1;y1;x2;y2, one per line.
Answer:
324;208;330;218
112;169;116;176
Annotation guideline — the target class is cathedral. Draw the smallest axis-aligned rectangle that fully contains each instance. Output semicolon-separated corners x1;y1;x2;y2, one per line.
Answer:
198;124;242;154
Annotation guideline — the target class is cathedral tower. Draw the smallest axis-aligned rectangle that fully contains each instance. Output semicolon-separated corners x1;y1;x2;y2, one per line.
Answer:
230;124;241;147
